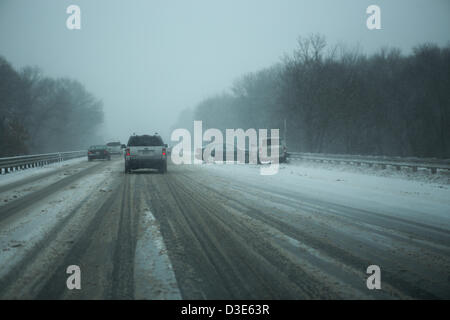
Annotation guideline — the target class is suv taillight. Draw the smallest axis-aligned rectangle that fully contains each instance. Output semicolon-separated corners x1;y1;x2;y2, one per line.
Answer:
126;148;130;156
162;148;166;156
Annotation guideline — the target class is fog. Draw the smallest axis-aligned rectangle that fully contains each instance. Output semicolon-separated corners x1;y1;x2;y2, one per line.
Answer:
0;0;449;145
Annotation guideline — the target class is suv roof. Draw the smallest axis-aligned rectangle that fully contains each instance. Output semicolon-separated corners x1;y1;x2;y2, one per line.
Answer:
127;135;164;147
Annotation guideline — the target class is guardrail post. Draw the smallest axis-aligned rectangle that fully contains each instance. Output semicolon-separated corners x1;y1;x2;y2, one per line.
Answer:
431;167;437;174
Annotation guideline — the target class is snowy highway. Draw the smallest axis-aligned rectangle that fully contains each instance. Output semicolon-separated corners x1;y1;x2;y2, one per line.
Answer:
0;157;449;299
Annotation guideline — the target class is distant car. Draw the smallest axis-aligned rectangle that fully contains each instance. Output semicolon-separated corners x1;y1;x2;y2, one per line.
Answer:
197;140;287;164
106;142;122;155
125;134;168;174
197;143;250;163
88;145;111;161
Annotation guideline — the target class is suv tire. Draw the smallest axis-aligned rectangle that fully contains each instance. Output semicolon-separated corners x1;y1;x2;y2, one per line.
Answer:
159;161;167;174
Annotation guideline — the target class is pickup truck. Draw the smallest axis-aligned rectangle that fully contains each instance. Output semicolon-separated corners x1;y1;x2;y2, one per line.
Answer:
124;134;168;174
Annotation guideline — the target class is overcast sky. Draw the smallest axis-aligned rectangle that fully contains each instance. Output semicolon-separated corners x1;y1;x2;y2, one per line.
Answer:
0;0;449;143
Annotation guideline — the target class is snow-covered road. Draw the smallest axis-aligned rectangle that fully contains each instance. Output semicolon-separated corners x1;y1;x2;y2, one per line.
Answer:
0;157;448;299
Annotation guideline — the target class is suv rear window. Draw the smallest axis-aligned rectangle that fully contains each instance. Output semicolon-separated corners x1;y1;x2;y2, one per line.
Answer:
107;142;121;147
89;145;107;150
127;135;164;147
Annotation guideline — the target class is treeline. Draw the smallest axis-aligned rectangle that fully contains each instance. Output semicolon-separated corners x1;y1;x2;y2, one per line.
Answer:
174;35;450;158
0;56;104;157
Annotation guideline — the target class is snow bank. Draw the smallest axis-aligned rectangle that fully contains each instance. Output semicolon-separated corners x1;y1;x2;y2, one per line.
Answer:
0;157;87;187
198;160;450;229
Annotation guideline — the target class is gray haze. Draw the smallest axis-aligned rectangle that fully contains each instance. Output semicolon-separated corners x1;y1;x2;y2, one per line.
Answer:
1;0;449;143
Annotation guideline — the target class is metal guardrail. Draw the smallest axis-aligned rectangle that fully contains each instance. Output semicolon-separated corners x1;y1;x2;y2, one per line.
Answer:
287;152;450;174
0;151;87;174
